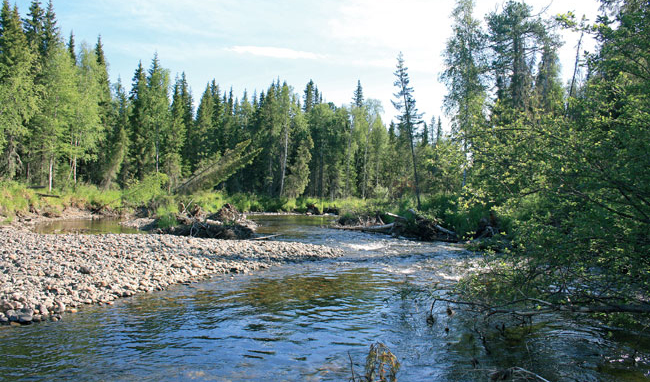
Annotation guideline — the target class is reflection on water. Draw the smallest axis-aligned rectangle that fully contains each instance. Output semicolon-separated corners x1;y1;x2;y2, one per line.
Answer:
2;215;649;381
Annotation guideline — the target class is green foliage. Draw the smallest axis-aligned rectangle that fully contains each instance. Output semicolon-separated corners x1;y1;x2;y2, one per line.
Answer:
0;181;38;218
62;184;122;210
122;172;169;206
437;0;650;318
175;140;260;195
0;1;36;179
154;199;179;228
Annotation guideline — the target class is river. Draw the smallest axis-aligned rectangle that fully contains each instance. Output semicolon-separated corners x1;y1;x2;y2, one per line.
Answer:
1;215;648;381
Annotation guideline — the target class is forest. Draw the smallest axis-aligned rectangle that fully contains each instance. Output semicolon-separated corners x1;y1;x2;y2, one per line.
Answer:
1;0;649;317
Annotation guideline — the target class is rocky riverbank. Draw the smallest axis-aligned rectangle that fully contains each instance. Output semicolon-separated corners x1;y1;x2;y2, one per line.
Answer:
0;225;342;325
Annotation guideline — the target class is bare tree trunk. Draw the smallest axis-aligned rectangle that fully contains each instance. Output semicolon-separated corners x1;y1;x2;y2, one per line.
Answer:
568;30;584;100
48;156;54;193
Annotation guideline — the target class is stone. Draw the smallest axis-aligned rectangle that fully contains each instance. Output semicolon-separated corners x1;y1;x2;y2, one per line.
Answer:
54;301;65;314
6;309;18;322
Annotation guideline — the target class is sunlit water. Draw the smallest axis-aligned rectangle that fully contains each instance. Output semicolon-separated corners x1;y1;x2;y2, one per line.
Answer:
2;215;648;381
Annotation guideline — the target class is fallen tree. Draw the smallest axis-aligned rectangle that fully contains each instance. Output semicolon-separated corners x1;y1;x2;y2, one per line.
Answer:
334;210;458;242
154;203;256;240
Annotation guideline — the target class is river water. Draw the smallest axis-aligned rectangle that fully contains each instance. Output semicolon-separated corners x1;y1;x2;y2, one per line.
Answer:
1;215;648;381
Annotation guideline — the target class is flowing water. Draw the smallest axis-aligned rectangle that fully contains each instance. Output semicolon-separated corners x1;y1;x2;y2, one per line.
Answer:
2;215;649;381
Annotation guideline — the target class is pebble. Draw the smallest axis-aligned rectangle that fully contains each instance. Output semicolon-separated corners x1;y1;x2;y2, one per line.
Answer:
0;225;342;325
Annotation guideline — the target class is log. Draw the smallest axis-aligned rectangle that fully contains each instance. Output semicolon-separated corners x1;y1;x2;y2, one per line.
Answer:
407;208;458;239
36;193;61;198
433;224;456;237
337;223;395;234
251;234;283;241
385;212;407;222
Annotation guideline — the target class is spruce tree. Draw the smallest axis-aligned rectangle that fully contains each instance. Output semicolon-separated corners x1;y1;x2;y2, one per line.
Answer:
353;80;364;108
101;78;129;189
144;54;171;175
67;30;75;63
42;1;58;60
392;52;423;209
487;0;546;110
0;1;36;179
127;61;148;180
165;76;187;188
31;44;77;191
303;79;315;113
190;83;215;171
23;1;44;62
441;0;487;186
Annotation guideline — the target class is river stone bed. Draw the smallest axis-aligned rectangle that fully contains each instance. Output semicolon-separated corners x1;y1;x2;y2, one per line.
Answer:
0;226;342;325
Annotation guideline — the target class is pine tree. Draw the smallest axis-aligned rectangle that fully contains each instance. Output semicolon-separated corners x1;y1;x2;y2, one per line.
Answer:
392;52;423;209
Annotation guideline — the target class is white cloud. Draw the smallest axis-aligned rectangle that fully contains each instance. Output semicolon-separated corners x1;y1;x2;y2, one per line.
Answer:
226;46;326;60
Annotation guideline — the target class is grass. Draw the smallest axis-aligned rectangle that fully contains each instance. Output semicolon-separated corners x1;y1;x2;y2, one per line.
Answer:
1;179;494;240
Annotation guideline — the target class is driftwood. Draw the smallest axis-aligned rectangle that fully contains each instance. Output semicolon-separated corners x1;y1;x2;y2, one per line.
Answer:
430;296;650;319
251;234;283;241
156;221;254;240
334;210;458;243
36;193;61;198
154;204;256;240
385;212;407;222
338;223;398;234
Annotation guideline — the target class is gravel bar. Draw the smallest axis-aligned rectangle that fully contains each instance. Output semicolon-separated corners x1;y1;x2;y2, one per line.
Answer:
0;225;342;325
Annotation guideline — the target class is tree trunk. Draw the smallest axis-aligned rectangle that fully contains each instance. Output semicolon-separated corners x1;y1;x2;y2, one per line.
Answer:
568;30;584;100
48;156;54;193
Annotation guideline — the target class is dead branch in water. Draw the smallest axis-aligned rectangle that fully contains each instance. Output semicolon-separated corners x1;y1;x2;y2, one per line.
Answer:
429;297;650;321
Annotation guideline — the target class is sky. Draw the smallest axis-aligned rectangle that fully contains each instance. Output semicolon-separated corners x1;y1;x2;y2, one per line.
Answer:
15;0;602;127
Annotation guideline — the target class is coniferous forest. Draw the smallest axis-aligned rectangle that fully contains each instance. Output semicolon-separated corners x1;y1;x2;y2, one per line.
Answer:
1;0;649;318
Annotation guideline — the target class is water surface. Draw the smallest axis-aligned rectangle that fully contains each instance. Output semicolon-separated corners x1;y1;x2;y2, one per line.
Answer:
3;215;649;381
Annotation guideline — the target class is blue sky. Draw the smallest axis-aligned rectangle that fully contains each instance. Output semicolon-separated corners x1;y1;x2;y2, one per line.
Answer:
15;0;601;126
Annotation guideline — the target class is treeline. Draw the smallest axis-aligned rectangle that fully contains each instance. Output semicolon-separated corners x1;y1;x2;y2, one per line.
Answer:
0;0;462;202
442;0;650;312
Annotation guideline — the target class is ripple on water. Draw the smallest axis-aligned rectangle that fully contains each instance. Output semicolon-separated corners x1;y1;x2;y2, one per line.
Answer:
1;215;649;381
